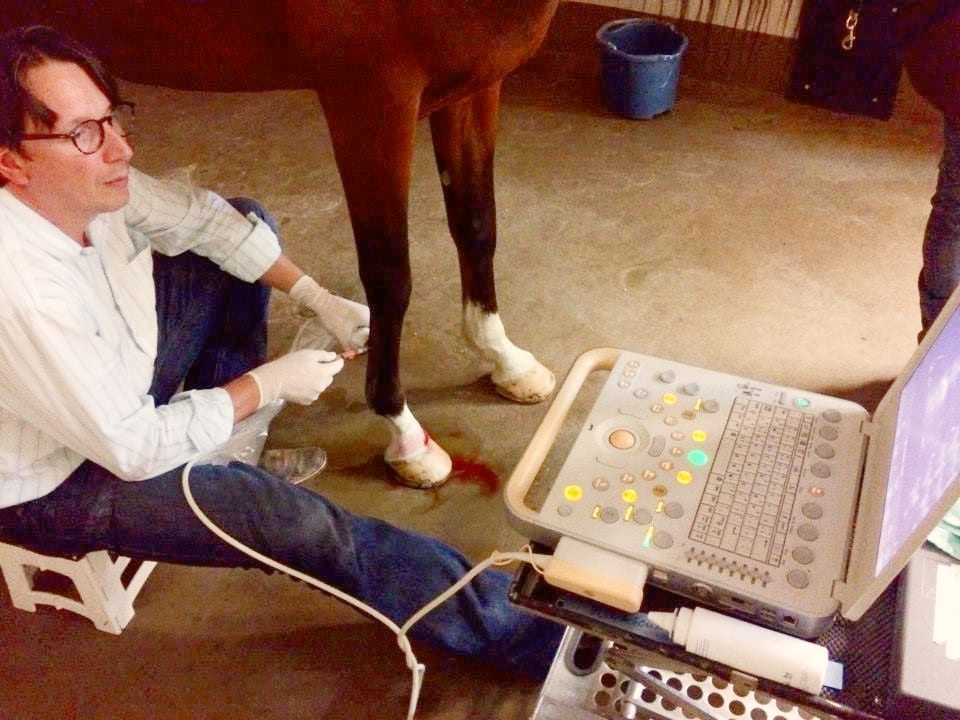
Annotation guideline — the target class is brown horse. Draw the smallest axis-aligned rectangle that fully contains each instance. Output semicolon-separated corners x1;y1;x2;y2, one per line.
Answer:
2;1;955;490
898;0;960;120
0;1;561;488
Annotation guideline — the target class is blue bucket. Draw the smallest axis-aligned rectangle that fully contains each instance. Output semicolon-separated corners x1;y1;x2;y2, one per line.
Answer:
596;19;689;120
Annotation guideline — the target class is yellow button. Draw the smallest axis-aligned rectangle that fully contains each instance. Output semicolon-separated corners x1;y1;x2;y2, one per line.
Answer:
663;393;677;405
563;485;583;501
608;429;636;450
692;429;707;442
676;470;693;484
622;489;638;503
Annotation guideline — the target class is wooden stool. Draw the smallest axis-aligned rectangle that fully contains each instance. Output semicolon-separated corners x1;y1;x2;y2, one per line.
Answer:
0;542;156;634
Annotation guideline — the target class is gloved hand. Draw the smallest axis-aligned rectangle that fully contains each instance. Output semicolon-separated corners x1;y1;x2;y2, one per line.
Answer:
289;275;370;353
246;349;344;410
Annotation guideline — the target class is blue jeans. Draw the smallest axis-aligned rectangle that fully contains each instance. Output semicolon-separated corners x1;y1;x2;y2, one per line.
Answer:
0;198;561;676
920;116;960;332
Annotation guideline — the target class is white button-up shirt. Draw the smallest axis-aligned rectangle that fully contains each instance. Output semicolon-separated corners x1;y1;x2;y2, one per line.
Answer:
0;168;281;508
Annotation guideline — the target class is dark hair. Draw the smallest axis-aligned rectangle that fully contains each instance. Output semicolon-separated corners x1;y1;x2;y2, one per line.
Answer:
0;25;122;156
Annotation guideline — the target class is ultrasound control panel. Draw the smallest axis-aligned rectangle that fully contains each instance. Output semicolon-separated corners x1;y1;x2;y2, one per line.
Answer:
505;348;870;636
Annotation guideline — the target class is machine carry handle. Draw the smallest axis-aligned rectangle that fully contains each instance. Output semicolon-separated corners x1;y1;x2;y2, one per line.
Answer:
504;347;622;520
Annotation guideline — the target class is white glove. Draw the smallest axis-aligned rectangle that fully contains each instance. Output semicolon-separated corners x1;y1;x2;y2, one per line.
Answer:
289;275;369;353
246;349;344;410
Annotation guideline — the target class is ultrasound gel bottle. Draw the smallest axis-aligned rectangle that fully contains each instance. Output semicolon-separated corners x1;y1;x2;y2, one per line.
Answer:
647;606;829;694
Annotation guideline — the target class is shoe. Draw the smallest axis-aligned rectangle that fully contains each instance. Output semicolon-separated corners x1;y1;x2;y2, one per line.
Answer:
258;447;328;485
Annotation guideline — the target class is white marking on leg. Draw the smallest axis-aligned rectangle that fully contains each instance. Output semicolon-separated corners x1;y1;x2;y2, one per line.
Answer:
383;403;452;487
463;302;535;385
384;403;428;462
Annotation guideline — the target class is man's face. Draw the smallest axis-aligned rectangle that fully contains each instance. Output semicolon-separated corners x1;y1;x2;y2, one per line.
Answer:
1;60;133;241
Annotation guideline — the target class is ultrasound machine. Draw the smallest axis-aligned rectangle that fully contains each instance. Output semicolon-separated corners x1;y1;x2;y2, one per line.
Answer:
503;288;960;719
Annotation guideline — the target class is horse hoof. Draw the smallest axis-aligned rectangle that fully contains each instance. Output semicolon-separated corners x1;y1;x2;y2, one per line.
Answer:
386;437;452;488
494;360;556;404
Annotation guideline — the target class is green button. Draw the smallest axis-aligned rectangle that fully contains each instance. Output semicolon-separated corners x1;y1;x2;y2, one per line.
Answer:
688;449;709;467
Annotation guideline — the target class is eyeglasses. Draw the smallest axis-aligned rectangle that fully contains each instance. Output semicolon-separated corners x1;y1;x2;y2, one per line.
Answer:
20;102;135;155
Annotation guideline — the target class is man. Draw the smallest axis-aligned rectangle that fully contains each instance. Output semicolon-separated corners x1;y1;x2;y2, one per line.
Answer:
0;25;560;674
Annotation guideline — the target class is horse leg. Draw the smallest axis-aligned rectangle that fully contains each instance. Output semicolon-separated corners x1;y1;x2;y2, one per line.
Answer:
429;84;555;403
321;89;452;488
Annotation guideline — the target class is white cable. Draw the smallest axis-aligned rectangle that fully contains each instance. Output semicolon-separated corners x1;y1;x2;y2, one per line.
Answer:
399;548;551;638
181;457;424;718
180;457;552;720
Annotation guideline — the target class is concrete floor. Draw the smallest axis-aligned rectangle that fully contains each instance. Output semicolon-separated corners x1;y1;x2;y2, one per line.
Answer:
0;18;945;720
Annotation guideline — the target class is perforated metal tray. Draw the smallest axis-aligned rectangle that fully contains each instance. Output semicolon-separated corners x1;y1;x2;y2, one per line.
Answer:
534;628;853;720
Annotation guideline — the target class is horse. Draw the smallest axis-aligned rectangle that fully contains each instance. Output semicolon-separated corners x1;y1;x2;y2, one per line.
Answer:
2;1;956;490
898;0;960;120
0;0;562;488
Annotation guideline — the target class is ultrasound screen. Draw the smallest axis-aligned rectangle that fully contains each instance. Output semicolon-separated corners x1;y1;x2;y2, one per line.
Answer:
877;306;960;575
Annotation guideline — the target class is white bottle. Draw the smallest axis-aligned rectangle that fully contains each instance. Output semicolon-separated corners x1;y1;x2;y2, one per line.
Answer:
647;607;829;694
